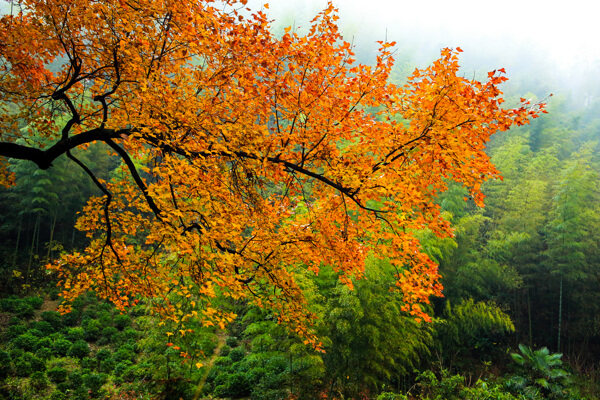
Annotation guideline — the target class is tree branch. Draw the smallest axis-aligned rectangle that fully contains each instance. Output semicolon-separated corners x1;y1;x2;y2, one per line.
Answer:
0;128;130;169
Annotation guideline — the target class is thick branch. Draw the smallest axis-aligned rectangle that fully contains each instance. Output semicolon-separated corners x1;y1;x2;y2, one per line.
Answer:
105;138;163;220
0;128;130;169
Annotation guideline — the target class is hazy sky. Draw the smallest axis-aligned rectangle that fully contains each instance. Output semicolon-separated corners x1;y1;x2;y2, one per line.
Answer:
1;0;597;98
251;0;599;72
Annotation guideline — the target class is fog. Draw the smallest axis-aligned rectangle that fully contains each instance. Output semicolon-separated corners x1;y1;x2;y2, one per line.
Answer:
249;0;600;109
2;0;598;107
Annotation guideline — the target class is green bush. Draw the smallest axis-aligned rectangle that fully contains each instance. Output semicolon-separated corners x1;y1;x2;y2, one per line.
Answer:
68;339;90;358
83;319;103;341
61;310;80;326
226;336;239;347
96;348;112;362
4;324;27;340
122;365;141;382
41;311;64;331
230;347;245;362
508;344;576;400
56;382;70;393
415;370;523;400
9;347;24;360
97;311;112;326
50;390;67;400
12;332;39;351
377;393;409;400
115;327;138;343
226;372;251;397
14;355;33;377
68;370;84;389
83;372;106;395
113;346;135;362
30;371;48;390
52;338;72;356
65;327;85;342
114;360;133;376
214;356;232;367
99;358;116;373
47;367;69;383
31;320;54;335
113;314;131;330
35;347;52;360
71;296;86;311
24;296;44;310
81;356;96;369
101;326;118;341
0;350;11;378
0;297;35;318
37;336;52;348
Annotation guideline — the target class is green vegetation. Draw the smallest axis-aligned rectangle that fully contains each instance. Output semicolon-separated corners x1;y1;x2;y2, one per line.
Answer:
1;8;600;400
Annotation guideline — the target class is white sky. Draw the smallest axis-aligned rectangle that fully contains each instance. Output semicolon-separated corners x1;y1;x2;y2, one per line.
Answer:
256;0;600;71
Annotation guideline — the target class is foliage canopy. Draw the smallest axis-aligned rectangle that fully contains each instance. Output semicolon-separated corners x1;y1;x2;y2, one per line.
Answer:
0;0;544;344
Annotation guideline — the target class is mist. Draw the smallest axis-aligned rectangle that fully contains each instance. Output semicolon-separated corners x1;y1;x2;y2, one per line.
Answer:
248;0;600;111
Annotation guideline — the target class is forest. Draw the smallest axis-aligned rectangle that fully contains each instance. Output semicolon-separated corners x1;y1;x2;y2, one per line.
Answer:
0;0;599;399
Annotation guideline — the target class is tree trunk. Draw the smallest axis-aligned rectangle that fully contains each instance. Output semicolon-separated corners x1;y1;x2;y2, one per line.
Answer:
47;211;57;259
26;214;40;286
528;288;533;347
13;214;22;267
558;276;563;352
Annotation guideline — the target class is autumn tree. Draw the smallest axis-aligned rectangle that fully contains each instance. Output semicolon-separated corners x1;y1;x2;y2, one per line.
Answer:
0;0;545;345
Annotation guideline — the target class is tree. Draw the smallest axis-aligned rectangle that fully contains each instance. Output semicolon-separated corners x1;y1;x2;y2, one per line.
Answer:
0;0;545;345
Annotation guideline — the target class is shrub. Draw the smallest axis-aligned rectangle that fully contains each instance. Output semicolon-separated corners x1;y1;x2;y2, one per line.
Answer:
101;326;118;342
52;339;72;356
68;340;90;358
19;352;46;372
68;370;83;389
1;297;36;318
220;346;231;357
82;308;98;320
15;303;34;318
50;390;67;400
122;365;140;382
35;347;53;360
31;321;54;335
24;296;44;310
0;350;10;379
41;311;63;331
96;348;112;362
83;372;106;394
508;344;575;400
71;296;86;311
4;324;27;340
30;371;48;390
114;360;133;376
99;358;116;373
113;314;131;330
113;347;135;362
83;319;103;341
13;355;33;377
230;347;245;362
377;393;408;400
214;356;232;367
225;336;239;347
47;367;69;383
226;373;251;397
61;311;80;326
37;336;52;348
81;356;96;369
12;332;39;351
115;327;138;343
65;327;85;342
